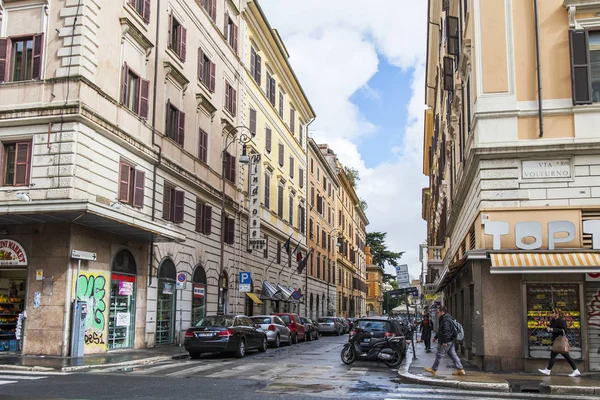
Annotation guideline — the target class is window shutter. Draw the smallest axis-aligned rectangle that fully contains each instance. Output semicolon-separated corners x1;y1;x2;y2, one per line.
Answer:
233;23;238;53
227;217;235;244
250;47;256;80
133;170;145;208
143;0;151;22
196;199;204;232
198;48;205;83
290;109;295;133
180;27;187;61
224;12;229;39
266;127;272;152
446;16;459;56
128;0;135;5
12;141;30;186
249;108;257;136
569;29;592;105
299;125;303;147
163;187;172;220
265;73;271;101
278;92;283;117
121;63;129;104
278;143;284;166
289;157;294;178
177;110;185;145
32;34;44;80
0;38;7;83
210;0;217;22
118;161;131;202
174;190;185;223
256;54;262;86
231;87;237;116
209;62;216;92
204;204;212;234
443;56;454;91
264;173;270;208
168;12;173;49
270;78;276;105
278;185;283;217
299;168;304;188
140;79;150;119
300;207;305;233
199;128;208;162
225;83;230;112
230;154;236;182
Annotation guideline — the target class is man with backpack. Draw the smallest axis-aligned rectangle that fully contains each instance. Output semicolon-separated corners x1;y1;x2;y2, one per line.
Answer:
424;306;466;376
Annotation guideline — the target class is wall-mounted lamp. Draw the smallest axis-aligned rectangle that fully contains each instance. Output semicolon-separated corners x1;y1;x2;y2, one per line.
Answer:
110;202;122;210
15;192;31;202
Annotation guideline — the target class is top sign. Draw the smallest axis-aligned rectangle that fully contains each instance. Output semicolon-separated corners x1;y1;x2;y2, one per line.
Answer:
0;239;27;266
71;250;97;261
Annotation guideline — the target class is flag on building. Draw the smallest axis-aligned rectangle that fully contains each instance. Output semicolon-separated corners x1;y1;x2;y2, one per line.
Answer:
283;233;293;255
297;248;314;274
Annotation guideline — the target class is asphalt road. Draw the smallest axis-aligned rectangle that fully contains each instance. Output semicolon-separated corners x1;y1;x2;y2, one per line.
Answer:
0;335;591;400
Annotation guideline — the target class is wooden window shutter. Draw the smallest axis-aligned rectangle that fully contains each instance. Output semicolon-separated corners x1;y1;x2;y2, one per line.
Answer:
270;78;276;105
195;199;204;232
32;34;44;80
278;185;283;217
118;161;131;202
264;173;270;208
290;108;295;133
232;87;237;116
174;190;185;223
233;23;238;53
198;48;205;82
133;170;145;208
180;26;187;61
278;143;284;166
143;0;151;23
229;153;236;182
177;110;185;146
446;16;459;56
569;29;592;105
278;91;284;117
289;156;294;178
224;12;229;39
249;108;257;136
0;38;7;83
168;12;173;49
209;62;216;92
13;142;30;186
140;79;150;119
210;0;216;22
443;56;454;91
299;168;304;188
266;73;271;100
204;205;212;234
227;217;235;244
121;63;129;104
225;82;230;112
199;128;208;162
163;186;172;220
256;54;262;85
265;127;272;152
250;47;256;80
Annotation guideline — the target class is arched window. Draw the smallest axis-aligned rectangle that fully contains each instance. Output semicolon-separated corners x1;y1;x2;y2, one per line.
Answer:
159;259;176;280
191;265;207;325
112;249;137;275
316;294;320;319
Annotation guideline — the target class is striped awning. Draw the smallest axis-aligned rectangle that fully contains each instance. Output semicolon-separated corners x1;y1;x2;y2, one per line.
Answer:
490;253;600;274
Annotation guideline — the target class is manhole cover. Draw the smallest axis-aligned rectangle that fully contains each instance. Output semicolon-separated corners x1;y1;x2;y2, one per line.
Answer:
507;379;550;394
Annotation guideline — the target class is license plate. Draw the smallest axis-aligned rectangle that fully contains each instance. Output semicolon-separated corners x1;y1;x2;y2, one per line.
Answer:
196;332;214;337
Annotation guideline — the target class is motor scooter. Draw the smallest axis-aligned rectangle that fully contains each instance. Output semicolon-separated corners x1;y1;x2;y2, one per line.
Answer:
340;326;405;368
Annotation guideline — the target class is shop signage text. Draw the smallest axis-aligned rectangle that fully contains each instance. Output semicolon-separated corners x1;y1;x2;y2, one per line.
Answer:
193;285;205;298
247;154;266;252
522;160;571;179
484;219;600;250
0;239;27;265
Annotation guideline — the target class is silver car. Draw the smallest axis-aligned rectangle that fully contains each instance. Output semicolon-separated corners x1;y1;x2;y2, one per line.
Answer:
318;317;342;335
251;315;291;348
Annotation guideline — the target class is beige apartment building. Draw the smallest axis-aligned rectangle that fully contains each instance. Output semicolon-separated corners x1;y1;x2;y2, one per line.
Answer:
306;138;338;319
0;0;312;357
423;0;600;372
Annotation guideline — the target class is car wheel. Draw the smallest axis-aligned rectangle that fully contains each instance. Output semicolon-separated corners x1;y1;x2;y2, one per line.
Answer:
292;334;298;344
235;339;246;358
258;337;268;353
273;334;281;348
189;352;202;359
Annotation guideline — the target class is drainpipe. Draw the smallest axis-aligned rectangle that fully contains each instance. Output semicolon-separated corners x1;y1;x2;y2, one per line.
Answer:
534;0;544;137
149;0;163;286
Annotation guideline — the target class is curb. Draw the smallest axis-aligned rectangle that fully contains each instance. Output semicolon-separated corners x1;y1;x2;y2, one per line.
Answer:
0;364;55;372
60;355;172;372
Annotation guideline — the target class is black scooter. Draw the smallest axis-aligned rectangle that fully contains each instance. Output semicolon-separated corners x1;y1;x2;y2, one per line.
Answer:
340;326;405;368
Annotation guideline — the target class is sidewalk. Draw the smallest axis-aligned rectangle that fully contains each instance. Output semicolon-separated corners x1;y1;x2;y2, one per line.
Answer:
398;341;600;396
0;345;188;372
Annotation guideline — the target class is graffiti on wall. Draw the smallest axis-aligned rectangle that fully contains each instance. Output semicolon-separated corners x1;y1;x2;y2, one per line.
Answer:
73;271;109;353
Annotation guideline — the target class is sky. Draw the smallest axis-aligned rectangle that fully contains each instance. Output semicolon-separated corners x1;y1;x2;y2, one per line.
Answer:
259;0;429;279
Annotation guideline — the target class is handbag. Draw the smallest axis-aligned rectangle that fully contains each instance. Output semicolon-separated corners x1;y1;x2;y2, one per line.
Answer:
551;329;570;354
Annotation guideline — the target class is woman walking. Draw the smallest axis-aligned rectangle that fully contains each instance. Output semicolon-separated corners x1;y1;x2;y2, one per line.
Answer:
420;314;433;353
538;308;580;377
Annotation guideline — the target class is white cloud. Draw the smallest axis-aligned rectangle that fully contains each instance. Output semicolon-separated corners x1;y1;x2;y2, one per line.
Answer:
260;0;428;279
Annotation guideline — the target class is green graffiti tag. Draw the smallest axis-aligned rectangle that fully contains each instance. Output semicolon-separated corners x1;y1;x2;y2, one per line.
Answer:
76;274;107;332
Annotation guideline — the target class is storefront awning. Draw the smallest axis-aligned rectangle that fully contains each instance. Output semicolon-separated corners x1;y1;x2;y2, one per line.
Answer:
260;280;283;300
490;252;600;274
246;292;263;304
0;200;185;243
277;284;295;301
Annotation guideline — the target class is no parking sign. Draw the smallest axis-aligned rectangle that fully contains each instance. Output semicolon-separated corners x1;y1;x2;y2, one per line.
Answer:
176;272;186;289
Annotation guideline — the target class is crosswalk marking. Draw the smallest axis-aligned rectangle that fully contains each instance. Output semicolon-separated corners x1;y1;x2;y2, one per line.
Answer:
248;365;293;380
0;380;18;386
205;363;264;378
0;374;45;380
165;361;233;377
130;362;185;375
0;370;71;376
383;388;600;400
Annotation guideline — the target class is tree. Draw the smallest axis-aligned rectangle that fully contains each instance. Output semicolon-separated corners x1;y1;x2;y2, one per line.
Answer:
367;232;404;268
359;198;368;211
344;166;360;188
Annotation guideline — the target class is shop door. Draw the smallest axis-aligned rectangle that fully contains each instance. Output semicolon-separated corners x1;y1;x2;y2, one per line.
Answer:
109;250;137;350
585;283;600;371
156;260;176;345
0;269;27;353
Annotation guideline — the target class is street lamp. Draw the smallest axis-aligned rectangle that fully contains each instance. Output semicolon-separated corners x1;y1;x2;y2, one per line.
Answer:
217;125;253;315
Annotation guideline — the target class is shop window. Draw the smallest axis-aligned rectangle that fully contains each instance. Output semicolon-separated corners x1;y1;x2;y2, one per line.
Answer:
2;141;31;187
118;159;145;208
192;265;207;325
0;34;44;83
109;249;137;350
526;284;582;359
156;259;177;345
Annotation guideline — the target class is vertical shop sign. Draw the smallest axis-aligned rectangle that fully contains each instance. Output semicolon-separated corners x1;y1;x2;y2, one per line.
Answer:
247;154;266;251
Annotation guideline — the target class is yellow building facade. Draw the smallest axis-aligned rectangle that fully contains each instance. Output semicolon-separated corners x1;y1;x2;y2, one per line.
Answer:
366;246;384;316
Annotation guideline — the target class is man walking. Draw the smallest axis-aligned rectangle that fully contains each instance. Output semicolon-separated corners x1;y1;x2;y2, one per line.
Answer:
424;306;465;376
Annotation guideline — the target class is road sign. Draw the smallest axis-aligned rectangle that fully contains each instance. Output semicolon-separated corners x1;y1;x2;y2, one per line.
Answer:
395;264;410;289
291;289;302;300
387;286;419;297
239;271;251;293
177;273;186;283
71;250;97;261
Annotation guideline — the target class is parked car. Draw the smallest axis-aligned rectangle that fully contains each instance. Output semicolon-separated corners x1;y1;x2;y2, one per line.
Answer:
300;317;319;341
274;313;306;343
350;316;407;358
184;315;268;359
317;316;342;335
337;317;349;334
250;315;291;348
